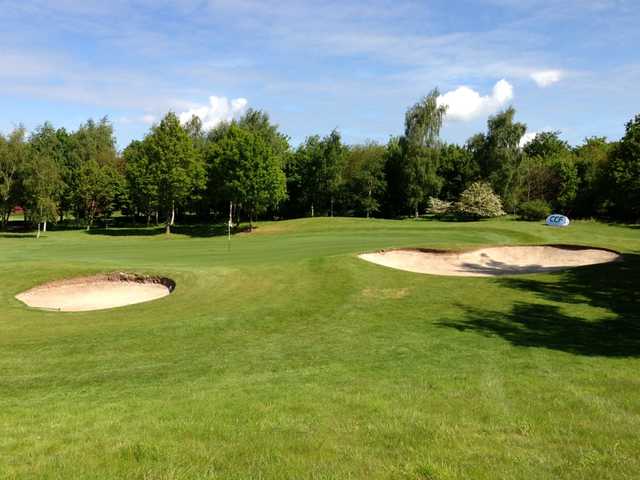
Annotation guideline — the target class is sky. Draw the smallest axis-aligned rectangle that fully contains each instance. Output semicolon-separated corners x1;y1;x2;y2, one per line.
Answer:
1;0;639;150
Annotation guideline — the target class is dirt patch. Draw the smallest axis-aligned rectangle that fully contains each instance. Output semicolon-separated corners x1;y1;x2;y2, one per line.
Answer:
359;245;621;277
15;273;175;312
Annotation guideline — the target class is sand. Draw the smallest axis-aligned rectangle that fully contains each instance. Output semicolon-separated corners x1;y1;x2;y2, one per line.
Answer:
15;273;174;312
358;245;621;277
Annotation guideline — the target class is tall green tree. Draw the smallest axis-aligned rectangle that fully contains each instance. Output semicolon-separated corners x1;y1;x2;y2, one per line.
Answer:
0;127;29;228
29;123;70;221
573;136;612;217
75;157;122;230
547;152;579;212
124;140;159;224
471;107;526;211
288;130;346;217
23;149;63;238
209;123;286;229
437;143;480;201
68;118;123;227
342;142;386;217
514;131;576;212
609;114;640;221
145;112;205;233
403;89;447;217
380;136;406;218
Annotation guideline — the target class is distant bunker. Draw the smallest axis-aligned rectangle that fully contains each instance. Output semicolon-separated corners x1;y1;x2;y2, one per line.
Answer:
359;245;621;277
15;273;175;312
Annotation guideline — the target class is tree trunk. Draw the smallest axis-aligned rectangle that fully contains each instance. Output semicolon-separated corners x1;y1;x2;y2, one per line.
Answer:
146;213;151;227
155;211;159;225
311;203;314;217
415;207;419;218
330;197;334;217
170;201;175;226
43;220;47;232
36;222;41;239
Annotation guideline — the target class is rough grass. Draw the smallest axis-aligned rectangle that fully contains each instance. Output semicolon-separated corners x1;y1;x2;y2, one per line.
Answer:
1;217;639;479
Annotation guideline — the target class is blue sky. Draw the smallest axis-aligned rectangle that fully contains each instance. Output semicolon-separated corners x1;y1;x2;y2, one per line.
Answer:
1;0;638;149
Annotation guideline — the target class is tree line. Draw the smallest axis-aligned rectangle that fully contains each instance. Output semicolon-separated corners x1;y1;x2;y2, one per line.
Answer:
1;89;639;235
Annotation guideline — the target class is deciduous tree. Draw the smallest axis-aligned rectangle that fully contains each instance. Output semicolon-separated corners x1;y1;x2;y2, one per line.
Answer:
210;123;286;229
145;112;205;233
609;114;640;221
0;127;28;228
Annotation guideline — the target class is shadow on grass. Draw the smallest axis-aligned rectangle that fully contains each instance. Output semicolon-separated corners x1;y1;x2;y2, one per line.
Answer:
606;222;640;229
85;223;230;238
439;254;640;357
0;233;36;239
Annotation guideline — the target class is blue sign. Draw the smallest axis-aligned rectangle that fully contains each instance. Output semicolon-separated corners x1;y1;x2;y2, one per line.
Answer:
546;214;570;227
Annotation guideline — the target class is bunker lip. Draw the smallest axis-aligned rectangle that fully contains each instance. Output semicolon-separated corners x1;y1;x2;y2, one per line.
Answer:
358;245;622;277
15;272;175;312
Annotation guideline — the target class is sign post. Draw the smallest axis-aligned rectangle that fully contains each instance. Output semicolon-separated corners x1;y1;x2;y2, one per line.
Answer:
546;214;570;227
228;201;233;252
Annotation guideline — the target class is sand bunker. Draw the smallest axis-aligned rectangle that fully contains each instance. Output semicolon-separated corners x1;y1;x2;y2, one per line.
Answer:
15;273;175;312
359;245;620;277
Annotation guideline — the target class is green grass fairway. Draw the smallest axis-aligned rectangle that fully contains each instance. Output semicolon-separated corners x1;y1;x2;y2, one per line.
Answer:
1;218;639;479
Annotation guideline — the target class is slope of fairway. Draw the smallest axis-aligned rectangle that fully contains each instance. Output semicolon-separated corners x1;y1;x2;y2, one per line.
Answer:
1;217;639;479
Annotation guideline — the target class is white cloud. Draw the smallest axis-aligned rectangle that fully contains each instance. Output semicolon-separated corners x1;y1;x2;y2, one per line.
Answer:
437;79;514;121
519;131;539;147
178;96;248;130
518;127;554;148
117;114;157;125
530;69;563;87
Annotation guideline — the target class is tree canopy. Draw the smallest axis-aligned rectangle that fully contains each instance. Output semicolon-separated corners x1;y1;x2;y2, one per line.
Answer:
2;97;639;233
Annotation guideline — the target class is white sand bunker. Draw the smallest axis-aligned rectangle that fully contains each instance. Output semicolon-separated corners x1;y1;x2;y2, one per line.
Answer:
16;273;175;311
359;245;621;277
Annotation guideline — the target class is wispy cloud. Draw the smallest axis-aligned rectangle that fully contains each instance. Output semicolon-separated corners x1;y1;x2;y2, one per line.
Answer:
531;69;564;87
117;114;156;125
0;0;638;146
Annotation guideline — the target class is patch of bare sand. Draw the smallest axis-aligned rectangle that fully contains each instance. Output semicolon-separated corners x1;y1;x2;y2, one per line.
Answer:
15;273;174;312
359;245;620;277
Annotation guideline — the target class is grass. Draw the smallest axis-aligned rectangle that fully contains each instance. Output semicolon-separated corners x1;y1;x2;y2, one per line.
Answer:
1;217;639;479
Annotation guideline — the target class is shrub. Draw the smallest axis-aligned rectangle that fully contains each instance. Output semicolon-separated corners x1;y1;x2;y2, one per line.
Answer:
427;197;453;216
456;182;505;218
518;199;551;220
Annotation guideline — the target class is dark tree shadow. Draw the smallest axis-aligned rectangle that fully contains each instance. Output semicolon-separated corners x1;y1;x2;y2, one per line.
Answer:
0;233;37;238
439;254;640;357
458;259;566;276
85;223;230;238
85;227;165;237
